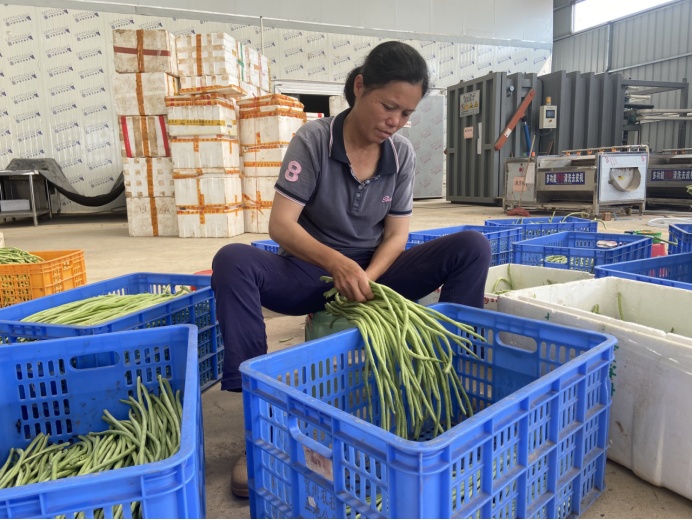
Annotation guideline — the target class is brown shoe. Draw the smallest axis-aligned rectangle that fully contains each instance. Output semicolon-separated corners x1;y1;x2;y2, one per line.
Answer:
231;453;249;498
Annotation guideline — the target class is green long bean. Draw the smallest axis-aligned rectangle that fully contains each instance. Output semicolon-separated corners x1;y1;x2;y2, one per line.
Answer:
321;276;484;440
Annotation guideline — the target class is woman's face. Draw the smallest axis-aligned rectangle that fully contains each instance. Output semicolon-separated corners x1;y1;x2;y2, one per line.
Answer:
352;75;423;145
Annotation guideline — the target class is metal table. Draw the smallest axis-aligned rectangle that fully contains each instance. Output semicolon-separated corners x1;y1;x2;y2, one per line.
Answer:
0;169;52;226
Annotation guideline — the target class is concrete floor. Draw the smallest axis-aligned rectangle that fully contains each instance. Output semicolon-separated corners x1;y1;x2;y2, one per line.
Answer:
1;200;691;519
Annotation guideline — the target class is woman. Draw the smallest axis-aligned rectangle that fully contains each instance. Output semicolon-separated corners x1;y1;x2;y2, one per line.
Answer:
212;40;491;497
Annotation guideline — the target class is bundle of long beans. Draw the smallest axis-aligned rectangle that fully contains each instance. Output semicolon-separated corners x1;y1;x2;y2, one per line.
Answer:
20;288;191;326
0;247;44;264
321;276;485;440
0;375;182;519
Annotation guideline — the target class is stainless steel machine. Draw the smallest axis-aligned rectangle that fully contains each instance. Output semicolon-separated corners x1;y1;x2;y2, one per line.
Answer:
645;148;692;208
503;146;648;216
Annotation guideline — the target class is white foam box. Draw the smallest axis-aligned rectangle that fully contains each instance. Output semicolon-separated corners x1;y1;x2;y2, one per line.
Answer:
122;157;174;198
118;115;170;158
497;277;692;499
0;200;30;212
126;195;178;237
237;99;306;147
416;264;593;309
305;112;325;122
242;176;275;234
113;72;179;116
179;75;246;96
176;33;239;77
238;43;261;88
241;144;288;177
165;94;237;136
113;29;179;76
177;205;244;238
483;263;594;310
173;173;241;207
170;136;240;169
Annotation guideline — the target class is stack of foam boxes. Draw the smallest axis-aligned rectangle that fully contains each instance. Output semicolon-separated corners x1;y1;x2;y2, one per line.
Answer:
237;43;272;98
237;95;307;233
112;29;180;237
169;33;245;238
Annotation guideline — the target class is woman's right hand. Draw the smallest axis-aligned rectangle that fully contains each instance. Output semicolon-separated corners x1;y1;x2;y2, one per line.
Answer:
328;256;374;303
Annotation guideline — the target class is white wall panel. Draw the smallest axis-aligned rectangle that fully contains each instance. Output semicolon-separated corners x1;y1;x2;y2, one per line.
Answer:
0;3;552;212
5;0;553;45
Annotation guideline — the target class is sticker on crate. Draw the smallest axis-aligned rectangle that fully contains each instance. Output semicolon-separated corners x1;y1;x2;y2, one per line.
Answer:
174;174;242;207
119;115;170;158
123;157;174;198
165;93;237;136
113;28;179;76
177;204;244;238
242;176;275;233
170;135;240;169
126;195;178;237
113;72;179;115
176;32;240;77
241;144;288;177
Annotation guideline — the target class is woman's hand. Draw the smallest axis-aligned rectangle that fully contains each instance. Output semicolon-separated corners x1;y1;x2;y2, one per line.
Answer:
328;256;374;303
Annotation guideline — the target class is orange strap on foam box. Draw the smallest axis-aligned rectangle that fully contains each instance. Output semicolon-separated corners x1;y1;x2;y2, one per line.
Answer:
242;192;273;212
135;74;145;115
196;33;203;75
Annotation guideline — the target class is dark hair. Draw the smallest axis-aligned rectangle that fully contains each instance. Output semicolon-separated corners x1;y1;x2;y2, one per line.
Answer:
343;41;429;107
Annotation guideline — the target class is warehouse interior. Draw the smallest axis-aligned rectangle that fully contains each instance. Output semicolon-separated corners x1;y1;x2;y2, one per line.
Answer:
0;0;691;518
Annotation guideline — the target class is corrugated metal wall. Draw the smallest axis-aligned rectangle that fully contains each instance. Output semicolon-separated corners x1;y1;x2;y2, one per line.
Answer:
551;0;692;151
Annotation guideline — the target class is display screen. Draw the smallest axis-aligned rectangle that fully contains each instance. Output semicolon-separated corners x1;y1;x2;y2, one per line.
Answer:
545;109;556;118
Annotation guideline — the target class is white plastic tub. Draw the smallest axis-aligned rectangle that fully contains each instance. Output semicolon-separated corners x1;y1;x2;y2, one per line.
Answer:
498;277;692;499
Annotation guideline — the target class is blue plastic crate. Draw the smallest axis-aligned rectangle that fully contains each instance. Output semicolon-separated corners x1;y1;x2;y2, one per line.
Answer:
251;239;280;253
484;216;598;240
408;225;522;266
255;239;423;253
0;326;205;519
241;303;616;519
594;252;692;290
512;231;652;273
669;223;692;254
0;272;222;392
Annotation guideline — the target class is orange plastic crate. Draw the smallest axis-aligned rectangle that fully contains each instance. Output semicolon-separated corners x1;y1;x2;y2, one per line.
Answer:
0;250;86;307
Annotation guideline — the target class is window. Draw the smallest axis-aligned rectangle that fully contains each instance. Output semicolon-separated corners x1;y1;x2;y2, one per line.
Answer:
573;0;674;33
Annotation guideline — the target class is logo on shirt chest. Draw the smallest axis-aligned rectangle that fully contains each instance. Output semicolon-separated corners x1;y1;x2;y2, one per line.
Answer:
382;196;392;203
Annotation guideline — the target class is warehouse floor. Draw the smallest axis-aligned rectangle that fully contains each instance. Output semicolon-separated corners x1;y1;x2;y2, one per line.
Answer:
1;199;691;519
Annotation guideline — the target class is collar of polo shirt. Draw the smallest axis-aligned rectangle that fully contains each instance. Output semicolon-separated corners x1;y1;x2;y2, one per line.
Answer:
328;109;399;176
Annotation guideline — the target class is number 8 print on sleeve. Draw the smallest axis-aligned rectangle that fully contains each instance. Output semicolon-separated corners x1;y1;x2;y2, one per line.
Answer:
285;161;302;182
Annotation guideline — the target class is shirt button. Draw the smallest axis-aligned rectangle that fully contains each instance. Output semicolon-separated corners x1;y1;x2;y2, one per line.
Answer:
358;185;363;190
356;193;361;198
365;180;370;184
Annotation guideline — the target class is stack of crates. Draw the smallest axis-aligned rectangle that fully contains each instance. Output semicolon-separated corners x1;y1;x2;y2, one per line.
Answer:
112;29;180;237
237;94;307;233
170;33;246;238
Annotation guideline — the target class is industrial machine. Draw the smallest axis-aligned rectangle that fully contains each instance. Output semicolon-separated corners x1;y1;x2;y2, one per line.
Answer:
645;148;692;208
503;146;648;216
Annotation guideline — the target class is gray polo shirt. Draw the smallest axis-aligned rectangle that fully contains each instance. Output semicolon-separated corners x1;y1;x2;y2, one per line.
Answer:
274;109;415;257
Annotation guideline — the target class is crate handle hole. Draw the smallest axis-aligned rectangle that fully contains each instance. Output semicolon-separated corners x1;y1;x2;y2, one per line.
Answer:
497;331;538;353
70;351;120;370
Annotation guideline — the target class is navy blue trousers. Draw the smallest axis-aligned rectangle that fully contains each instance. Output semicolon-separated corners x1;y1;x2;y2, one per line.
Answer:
211;231;491;391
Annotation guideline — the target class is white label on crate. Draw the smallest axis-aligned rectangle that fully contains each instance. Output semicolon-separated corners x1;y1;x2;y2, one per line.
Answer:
302;446;333;482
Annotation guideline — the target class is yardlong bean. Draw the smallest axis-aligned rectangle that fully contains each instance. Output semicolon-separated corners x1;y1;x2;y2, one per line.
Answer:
0;375;183;519
321;276;485;440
